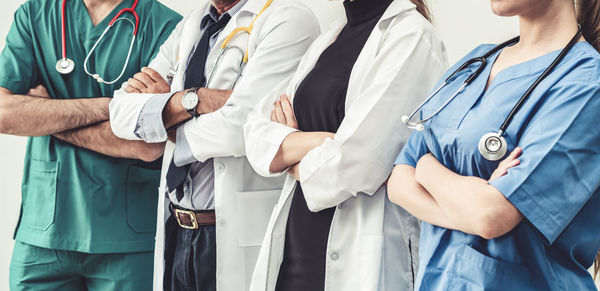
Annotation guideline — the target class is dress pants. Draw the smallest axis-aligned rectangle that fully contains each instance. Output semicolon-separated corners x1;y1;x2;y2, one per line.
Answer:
164;215;217;291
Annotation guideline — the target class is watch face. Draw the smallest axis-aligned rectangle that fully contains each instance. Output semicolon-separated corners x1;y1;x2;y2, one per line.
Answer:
182;92;198;110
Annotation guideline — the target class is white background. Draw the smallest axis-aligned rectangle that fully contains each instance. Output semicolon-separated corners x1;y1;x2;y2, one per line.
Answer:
0;0;521;288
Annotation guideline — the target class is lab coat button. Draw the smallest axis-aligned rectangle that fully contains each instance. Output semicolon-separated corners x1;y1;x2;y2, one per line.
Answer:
337;203;343;210
330;252;339;261
216;163;225;172
218;218;225;226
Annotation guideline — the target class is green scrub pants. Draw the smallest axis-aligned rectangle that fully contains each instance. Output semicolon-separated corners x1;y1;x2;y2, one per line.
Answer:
9;241;153;291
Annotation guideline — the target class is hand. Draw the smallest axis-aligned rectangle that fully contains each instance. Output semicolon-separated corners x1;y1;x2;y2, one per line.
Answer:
288;163;300;181
270;94;298;129
167;129;177;143
27;85;50;98
488;147;522;182
125;67;170;94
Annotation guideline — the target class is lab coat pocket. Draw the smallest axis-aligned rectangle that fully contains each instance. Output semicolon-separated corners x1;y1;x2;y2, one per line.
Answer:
20;160;58;231
125;165;161;234
455;244;537;290
234;189;281;247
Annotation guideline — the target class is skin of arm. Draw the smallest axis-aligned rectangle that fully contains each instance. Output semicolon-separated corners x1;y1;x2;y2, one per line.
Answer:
36;68;175;162
162;88;234;130
0;87;111;136
53;121;166;162
414;152;524;239
267;94;334;175
387;164;457;230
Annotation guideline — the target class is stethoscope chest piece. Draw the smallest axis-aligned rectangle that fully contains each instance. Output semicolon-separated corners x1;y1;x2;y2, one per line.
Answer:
56;58;75;75
478;132;508;161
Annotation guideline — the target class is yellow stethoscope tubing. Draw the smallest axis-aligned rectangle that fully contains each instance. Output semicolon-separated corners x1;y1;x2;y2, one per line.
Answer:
220;0;274;63
167;0;273;84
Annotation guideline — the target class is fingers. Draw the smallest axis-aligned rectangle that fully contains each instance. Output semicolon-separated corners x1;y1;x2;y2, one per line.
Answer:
274;100;287;125
139;68;171;93
507;147;522;160
127;78;146;92
124;85;141;93
133;72;153;88
141;67;162;83
498;147;522;167
270;109;277;122
490;149;522;182
280;94;298;128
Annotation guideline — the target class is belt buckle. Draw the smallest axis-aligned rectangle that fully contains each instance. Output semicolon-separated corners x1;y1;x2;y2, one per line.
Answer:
174;208;199;230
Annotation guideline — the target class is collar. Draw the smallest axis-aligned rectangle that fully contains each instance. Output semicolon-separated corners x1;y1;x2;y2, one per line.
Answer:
380;0;419;22
344;0;393;26
201;0;249;28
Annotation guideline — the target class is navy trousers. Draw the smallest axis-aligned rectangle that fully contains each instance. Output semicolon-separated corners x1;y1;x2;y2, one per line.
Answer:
164;215;216;291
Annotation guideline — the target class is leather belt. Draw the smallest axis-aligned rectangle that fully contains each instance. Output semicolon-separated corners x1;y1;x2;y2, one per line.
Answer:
169;203;216;230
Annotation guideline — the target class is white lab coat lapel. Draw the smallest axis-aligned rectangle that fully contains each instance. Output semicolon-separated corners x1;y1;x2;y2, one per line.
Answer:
205;0;264;90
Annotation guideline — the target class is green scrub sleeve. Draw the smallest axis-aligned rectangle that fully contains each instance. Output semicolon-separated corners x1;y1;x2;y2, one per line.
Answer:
0;4;39;94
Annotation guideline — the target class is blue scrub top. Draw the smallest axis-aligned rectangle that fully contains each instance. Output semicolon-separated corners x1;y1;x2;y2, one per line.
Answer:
396;42;600;290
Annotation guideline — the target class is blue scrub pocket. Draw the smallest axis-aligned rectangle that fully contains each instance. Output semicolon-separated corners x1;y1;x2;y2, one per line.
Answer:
126;165;160;234
20;160;58;231
454;245;539;290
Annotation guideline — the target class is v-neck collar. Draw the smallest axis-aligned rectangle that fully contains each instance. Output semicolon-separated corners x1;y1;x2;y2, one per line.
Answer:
452;41;588;130
69;0;135;37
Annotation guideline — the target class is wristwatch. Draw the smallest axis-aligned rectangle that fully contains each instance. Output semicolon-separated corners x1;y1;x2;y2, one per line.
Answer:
181;88;200;117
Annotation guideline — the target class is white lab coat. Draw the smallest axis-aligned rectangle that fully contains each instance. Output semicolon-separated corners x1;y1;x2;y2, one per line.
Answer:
243;1;448;290
108;0;320;290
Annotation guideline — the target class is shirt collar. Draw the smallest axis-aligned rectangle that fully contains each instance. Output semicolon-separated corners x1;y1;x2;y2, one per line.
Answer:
201;0;248;28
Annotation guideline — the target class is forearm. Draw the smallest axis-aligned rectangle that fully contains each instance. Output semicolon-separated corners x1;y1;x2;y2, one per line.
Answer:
415;155;523;238
162;88;232;130
0;90;111;136
387;165;457;229
53;121;165;162
269;131;334;173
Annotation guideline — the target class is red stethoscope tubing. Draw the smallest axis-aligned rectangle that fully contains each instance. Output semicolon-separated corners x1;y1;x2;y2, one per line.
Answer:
59;0;140;60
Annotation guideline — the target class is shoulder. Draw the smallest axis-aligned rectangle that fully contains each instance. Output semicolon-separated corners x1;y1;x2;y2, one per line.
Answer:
140;0;182;23
381;7;447;64
259;0;319;28
10;0;54;23
560;42;600;84
254;0;320;39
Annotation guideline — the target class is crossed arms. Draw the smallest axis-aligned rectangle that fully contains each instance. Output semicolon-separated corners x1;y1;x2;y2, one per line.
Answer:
0;85;164;162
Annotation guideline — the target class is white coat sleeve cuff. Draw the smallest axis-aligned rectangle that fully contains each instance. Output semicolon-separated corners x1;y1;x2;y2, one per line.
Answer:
246;122;299;178
173;125;198;167
134;93;172;143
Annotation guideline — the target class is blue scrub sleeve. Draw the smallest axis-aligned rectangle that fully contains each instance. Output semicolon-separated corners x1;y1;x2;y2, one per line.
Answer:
0;4;39;94
394;131;429;167
490;81;600;244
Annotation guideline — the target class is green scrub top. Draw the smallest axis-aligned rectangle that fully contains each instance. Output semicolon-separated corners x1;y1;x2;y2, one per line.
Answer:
0;0;181;253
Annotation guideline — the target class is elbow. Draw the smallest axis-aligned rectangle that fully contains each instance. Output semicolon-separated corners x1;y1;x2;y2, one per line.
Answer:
386;168;406;206
475;218;504;240
474;208;521;240
0;109;8;134
137;143;166;162
0;96;10;134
